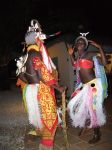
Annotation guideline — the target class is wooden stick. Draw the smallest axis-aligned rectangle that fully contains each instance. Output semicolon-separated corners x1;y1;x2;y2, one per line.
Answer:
62;91;69;150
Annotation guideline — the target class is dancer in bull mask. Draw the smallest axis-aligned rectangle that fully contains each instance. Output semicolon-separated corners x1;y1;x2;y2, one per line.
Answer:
16;19;65;150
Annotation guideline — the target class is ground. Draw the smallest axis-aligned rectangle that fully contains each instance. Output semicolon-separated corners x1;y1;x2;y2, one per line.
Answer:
0;82;112;150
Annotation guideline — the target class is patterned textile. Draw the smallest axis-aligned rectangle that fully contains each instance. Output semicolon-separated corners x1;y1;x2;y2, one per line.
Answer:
33;56;58;133
36;39;56;73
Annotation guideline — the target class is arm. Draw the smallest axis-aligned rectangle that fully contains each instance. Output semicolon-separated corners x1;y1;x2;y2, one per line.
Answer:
89;40;107;66
33;55;66;93
68;48;76;66
36;68;66;93
18;73;28;83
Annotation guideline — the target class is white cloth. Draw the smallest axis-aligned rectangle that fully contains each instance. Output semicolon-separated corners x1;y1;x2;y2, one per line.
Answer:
25;84;43;129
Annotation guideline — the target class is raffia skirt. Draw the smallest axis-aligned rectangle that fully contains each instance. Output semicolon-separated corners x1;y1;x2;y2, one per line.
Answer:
67;78;106;128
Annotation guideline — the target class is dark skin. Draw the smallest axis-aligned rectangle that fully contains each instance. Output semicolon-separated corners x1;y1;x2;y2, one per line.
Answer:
19;49;66;93
68;38;107;143
68;38;107;84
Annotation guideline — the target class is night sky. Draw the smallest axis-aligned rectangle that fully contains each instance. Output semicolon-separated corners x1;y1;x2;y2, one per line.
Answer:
0;0;112;52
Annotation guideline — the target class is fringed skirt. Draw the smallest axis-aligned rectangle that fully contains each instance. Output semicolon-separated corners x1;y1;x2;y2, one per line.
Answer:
67;78;106;128
25;84;43;129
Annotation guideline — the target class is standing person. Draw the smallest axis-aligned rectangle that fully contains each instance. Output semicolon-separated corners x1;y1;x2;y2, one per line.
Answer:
67;33;108;144
16;20;65;150
16;20;59;140
16;19;59;115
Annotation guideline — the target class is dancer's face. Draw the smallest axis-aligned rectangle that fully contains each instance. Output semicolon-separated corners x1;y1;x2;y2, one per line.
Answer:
76;39;86;55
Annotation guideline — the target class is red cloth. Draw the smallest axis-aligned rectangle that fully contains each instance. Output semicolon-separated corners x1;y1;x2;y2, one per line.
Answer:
71;89;81;98
40;139;54;146
74;59;93;69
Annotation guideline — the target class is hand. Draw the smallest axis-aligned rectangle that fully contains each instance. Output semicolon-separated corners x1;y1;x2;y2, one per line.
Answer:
88;40;102;49
58;86;67;93
68;48;74;55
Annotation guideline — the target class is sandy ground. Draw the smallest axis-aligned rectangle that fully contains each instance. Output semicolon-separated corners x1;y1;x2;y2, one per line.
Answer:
0;84;33;150
0;83;112;150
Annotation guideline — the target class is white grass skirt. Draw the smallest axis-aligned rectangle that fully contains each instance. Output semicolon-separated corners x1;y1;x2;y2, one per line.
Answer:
25;84;43;129
67;78;106;128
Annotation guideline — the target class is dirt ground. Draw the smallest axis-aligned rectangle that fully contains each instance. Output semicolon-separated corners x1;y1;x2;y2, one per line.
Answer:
0;84;34;150
0;82;112;150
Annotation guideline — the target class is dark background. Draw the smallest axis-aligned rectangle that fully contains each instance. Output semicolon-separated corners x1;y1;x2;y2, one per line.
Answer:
0;0;112;51
0;0;112;90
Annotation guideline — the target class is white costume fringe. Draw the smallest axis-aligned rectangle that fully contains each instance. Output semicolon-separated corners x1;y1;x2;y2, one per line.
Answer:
57;107;63;124
25;84;43;129
67;78;106;128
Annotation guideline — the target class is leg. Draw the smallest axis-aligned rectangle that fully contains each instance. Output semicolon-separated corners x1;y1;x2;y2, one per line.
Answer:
24;126;41;143
78;128;87;136
39;125;57;150
88;127;101;144
79;119;91;137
